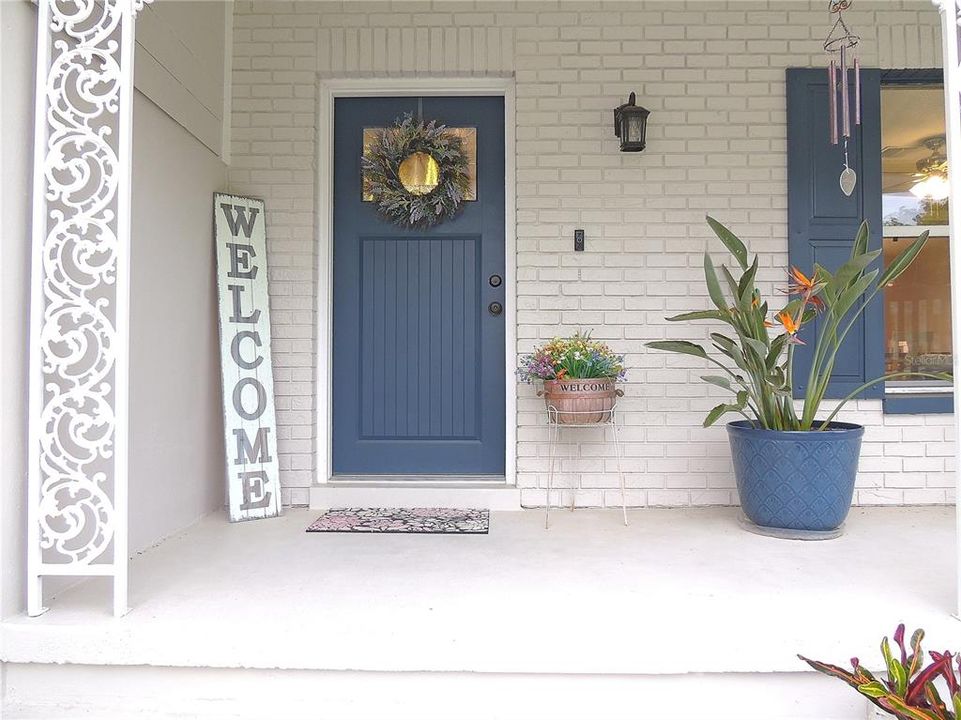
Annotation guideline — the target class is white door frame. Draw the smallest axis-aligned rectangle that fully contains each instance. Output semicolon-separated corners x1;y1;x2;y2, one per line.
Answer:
314;77;517;486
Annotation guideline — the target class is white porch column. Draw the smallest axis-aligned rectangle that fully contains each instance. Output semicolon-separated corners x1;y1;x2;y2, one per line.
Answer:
936;0;961;619
27;0;148;618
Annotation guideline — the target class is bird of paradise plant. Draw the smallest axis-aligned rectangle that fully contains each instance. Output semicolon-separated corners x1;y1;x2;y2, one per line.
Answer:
801;625;961;720
647;216;948;431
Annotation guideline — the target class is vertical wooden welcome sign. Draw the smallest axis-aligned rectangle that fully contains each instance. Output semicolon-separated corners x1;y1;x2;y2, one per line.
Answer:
214;193;282;522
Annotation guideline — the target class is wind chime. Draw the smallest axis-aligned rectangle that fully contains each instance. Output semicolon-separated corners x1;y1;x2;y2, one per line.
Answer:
825;0;861;196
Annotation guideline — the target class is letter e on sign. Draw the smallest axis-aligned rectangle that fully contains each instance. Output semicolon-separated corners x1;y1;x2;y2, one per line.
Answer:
214;193;282;522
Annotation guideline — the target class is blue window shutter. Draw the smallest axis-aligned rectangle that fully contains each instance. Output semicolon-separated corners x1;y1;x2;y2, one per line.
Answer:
786;67;884;399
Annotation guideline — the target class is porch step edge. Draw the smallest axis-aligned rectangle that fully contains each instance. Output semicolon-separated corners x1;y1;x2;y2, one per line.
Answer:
309;484;522;511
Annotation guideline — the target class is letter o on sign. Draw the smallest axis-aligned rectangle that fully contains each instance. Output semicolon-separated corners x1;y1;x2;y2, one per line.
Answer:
232;377;267;421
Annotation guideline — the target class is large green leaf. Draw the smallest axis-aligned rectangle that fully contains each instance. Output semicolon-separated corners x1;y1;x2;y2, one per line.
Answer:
877;231;930;288
666;310;730;323
701;375;733;391
709;334;748;371
829;250;882;296
703;404;730;428
702;391;747;427
738;255;759;306
814;263;838;305
743;337;769;361
833;270;878;320
766;334;788;369
710;333;737;352
706;215;748;269
721;265;742;305
704;253;727;310
646;341;708;359
851;219;870;259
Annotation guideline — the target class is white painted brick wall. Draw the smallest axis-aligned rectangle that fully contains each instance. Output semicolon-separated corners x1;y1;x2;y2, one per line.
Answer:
227;0;955;509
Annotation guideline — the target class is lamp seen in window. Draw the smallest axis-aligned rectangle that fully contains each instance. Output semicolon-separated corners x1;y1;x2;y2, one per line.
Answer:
909;137;949;202
613;92;650;152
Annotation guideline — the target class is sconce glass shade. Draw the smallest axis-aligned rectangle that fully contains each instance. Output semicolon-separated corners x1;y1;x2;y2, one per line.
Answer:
614;92;650;152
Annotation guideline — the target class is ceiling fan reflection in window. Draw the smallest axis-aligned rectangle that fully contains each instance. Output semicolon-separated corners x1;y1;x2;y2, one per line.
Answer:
882;135;949;202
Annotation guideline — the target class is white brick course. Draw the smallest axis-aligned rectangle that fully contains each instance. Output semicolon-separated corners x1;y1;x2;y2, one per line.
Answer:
228;0;954;508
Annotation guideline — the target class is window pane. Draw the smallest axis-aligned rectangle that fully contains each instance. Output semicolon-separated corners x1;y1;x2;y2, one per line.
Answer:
883;234;953;384
881;84;948;226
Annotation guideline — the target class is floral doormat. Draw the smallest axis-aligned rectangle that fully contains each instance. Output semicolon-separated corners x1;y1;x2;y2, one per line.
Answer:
306;507;489;534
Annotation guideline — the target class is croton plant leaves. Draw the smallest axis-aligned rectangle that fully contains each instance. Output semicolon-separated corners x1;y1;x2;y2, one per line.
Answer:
802;625;961;720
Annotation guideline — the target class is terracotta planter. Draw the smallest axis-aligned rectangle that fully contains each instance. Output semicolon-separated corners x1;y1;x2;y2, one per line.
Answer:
539;377;622;424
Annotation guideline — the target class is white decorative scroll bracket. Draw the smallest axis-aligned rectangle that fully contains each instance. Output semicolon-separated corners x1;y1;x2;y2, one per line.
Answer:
27;0;149;618
934;0;961;620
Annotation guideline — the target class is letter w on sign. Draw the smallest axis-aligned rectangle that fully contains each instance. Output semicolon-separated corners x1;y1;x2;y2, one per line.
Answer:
214;193;282;522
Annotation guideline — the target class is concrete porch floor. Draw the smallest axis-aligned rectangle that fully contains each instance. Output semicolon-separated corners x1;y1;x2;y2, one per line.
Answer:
2;505;959;677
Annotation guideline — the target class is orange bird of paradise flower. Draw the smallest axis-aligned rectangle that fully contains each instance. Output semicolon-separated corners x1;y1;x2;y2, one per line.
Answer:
776;310;805;343
788;266;816;294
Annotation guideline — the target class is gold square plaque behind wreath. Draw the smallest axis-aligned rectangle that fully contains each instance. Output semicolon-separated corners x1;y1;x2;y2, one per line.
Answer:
363;127;477;202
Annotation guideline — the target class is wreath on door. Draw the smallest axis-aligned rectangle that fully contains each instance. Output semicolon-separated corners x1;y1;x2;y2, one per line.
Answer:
362;114;471;228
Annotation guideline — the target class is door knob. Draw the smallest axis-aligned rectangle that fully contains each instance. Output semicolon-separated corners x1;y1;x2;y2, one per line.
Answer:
488;301;503;316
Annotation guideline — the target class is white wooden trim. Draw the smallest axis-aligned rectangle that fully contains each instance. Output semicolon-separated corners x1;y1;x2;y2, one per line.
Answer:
26;0;52;619
314;76;518;487
112;0;135;619
882;224;949;237
316;81;334;484
310;484;522;511
935;0;961;620
221;0;233;163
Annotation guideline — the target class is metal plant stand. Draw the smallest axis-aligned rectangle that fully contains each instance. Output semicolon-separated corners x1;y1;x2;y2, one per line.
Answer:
544;403;628;528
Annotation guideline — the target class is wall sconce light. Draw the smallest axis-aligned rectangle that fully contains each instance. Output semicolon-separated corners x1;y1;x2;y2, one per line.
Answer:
613;92;650;152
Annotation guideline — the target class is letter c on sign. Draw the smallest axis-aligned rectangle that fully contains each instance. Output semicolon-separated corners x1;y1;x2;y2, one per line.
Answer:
231;330;263;370
233;377;267;421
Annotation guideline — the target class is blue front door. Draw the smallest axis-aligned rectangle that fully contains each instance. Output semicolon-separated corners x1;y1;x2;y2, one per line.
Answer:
332;96;506;476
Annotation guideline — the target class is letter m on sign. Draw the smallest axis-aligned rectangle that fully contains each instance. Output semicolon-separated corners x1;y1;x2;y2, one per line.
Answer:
214;193;282;522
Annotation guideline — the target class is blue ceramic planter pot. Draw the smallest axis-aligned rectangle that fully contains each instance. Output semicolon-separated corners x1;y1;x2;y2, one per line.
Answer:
727;420;865;533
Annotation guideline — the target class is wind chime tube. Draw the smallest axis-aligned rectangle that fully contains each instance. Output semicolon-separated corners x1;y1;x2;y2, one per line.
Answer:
829;60;838;145
840;43;850;138
854;56;861;125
